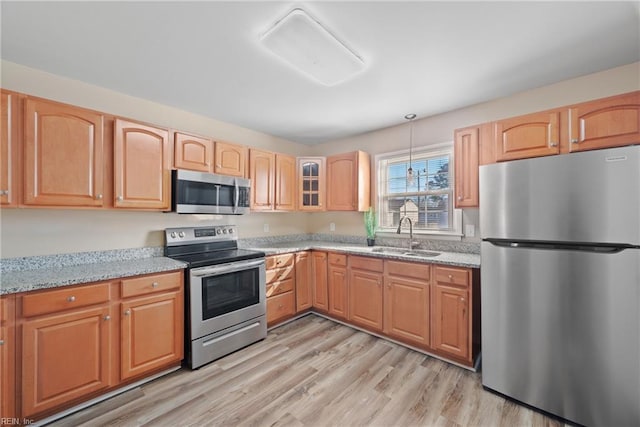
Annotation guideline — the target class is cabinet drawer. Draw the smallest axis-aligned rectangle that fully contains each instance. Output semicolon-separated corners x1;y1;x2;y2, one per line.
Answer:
434;266;470;287
349;256;383;272
328;253;347;267
266;277;294;298
266;265;294;284
386;260;430;280
121;271;182;298
21;282;111;317
266;253;295;270
267;291;295;324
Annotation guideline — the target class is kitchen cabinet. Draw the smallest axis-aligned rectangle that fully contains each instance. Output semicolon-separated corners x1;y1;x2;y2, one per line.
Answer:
249;150;296;211
326;151;370;211
348;256;383;332
297;157;325;211
174;131;214;172
114;118;171;210
384;260;430;348
1;90;19;207
327;253;348;319
295;251;313;312
266;254;296;326
311;251;328;312
494;110;561;161
454;126;479;208
1;296;16;420
214;140;246;177
568;91;640;152
249;149;275;210
120;271;183;381
20;282;114;418
431;266;472;362
24;97;105;207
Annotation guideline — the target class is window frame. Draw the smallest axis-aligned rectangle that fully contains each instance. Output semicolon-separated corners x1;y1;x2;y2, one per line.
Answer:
375;142;463;238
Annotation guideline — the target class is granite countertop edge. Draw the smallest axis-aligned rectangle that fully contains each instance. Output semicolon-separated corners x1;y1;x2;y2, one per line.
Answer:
1;257;187;296
244;241;481;269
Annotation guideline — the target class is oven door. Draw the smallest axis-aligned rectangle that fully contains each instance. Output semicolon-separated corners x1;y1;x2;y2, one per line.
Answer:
189;258;266;340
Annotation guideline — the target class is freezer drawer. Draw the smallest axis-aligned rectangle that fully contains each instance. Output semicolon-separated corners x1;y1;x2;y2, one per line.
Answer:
481;242;640;426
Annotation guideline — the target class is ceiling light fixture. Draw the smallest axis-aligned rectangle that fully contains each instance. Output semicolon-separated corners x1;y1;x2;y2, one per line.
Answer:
260;8;365;86
405;113;417;186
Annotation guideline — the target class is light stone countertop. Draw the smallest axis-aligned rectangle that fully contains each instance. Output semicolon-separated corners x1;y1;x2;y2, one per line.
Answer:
1;257;187;295
245;241;481;269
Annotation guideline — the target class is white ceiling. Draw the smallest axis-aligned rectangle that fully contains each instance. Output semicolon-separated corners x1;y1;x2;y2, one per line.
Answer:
2;1;639;144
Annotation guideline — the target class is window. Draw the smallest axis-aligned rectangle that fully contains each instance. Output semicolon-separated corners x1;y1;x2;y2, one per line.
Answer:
377;144;462;236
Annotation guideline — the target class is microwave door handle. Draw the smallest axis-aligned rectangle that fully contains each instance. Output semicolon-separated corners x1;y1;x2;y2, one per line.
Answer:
233;179;239;213
214;185;220;206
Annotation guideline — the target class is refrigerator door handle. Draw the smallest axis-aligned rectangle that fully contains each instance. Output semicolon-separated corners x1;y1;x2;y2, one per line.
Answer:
484;239;638;253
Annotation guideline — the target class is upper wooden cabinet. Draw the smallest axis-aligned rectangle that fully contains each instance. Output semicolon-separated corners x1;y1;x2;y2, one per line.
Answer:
494;110;561;162
297;157;326;211
1;91;19;207
454;126;479;208
174;132;214;173
326;151;370;211
24;98;105;207
569;91;640;152
214;140;246;177
114;119;171;210
249;149;296;212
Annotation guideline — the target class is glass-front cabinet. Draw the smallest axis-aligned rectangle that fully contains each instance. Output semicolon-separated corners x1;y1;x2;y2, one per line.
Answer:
297;157;326;211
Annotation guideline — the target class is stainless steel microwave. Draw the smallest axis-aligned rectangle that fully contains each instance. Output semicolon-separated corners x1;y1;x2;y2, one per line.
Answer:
172;169;251;214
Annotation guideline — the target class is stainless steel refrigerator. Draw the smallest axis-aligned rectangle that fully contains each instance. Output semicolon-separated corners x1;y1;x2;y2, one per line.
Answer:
480;145;640;426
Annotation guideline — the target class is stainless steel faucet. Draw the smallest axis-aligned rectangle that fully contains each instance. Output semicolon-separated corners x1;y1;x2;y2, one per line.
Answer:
397;216;416;251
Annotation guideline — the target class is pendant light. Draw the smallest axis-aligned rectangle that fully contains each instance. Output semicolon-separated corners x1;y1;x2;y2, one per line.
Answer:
405;113;417;186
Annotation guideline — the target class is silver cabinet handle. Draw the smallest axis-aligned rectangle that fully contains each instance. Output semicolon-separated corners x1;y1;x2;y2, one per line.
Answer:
67;296;76;302
457;195;463;201
104;315;111;321
96;194;103;200
0;340;4;345
571;138;579;144
151;282;159;288
448;275;453;280
0;190;8;196
550;142;558;147
117;196;124;201
124;309;131;316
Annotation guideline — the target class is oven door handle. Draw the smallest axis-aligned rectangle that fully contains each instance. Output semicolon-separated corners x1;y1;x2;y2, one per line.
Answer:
190;259;265;277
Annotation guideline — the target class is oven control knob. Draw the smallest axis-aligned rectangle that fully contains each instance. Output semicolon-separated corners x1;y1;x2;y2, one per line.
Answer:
228;228;234;234
178;232;186;238
170;232;177;238
216;229;222;235
222;228;228;234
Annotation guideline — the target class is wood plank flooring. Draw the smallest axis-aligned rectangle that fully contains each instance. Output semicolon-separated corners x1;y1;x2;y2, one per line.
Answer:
50;315;566;427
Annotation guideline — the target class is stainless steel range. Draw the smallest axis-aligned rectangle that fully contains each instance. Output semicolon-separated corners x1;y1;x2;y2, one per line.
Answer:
165;225;266;369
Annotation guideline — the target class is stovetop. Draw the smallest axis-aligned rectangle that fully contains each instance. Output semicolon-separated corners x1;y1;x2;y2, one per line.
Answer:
169;248;265;268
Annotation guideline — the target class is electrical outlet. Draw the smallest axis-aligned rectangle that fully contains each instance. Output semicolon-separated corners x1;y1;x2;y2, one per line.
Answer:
329;222;336;232
465;224;475;237
263;223;270;233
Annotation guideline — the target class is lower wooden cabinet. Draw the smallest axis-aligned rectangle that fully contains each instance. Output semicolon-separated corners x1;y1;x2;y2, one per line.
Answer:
21;303;113;417
266;291;295;325
295;252;312;312
265;254;296;326
1;295;16;420
349;257;383;332
327;253;348;319
311;251;328;311
120;290;183;381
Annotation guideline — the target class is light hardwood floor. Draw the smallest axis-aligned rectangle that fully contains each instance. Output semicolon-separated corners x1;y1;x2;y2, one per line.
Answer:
50;315;565;427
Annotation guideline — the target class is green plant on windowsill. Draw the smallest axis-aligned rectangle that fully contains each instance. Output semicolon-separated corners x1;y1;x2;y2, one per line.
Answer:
364;207;378;246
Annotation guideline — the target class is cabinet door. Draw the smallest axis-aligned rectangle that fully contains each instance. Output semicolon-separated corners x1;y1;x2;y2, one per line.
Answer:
384;275;429;347
214;140;246;177
266;291;295;326
454;126;479;208
174;132;214;172
295;252;312;312
569;91;640;152
249;149;275;210
114;119;170;209
311;251;328;311
326;152;357;211
21;305;112;417
1;91;19;207
432;284;469;360
275;154;296;211
24;98;104;206
328;264;348;319
298;157;325;211
1;296;16;420
349;269;383;332
495;111;560;161
121;290;183;381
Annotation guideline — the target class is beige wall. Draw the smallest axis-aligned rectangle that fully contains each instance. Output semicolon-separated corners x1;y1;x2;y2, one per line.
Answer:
1;60;638;258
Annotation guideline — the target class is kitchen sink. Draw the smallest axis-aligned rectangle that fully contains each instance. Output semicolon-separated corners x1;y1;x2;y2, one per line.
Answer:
370;247;440;257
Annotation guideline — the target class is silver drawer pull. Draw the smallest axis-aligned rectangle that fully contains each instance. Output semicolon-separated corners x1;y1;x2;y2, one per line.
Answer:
124;309;131;316
0;340;4;345
67;296;76;302
104;315;111;321
151;282;159;288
